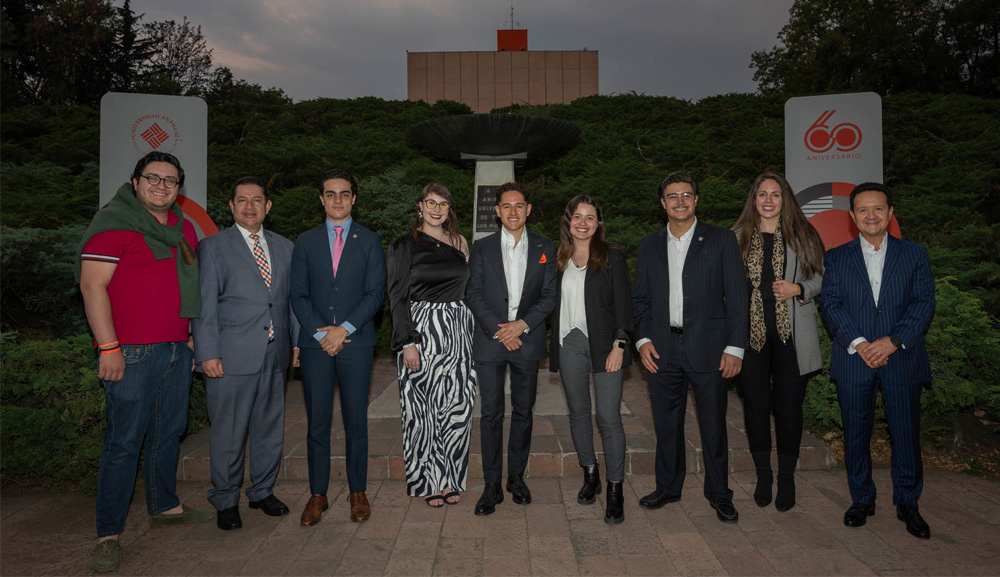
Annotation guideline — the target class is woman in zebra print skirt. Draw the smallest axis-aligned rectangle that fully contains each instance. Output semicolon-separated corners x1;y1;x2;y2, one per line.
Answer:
387;183;476;507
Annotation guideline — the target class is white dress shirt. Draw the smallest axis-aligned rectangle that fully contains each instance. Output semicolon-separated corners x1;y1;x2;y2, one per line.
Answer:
849;232;889;354
559;261;588;345
636;219;744;360
500;227;529;322
667;221;696;328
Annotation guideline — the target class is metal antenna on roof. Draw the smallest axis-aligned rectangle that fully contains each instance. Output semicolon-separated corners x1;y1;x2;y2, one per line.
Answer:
505;1;520;29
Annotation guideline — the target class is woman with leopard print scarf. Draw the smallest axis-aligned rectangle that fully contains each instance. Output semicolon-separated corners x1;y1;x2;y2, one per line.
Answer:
732;171;826;513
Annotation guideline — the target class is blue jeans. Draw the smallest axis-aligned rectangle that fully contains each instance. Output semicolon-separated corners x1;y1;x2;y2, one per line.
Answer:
96;342;192;537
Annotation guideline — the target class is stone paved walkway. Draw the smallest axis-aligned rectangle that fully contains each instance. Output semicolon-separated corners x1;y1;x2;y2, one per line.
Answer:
3;470;999;576
3;357;999;575
177;358;836;483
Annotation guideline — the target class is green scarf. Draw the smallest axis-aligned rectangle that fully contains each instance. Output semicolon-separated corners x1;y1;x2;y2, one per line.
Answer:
76;182;201;318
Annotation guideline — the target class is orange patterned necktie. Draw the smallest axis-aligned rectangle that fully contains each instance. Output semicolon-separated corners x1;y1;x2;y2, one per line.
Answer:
250;233;274;340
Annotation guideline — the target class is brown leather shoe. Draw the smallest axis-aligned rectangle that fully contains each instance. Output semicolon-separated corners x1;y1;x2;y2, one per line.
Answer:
300;494;328;526
349;491;371;522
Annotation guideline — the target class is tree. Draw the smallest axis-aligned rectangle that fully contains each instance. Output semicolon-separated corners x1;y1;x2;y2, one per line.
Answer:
942;0;1000;96
204;66;291;107
107;0;152;93
136;17;213;96
749;0;996;96
1;0;119;107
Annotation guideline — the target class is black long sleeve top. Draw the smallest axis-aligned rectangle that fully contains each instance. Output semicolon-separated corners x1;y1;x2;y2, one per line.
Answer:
386;232;469;350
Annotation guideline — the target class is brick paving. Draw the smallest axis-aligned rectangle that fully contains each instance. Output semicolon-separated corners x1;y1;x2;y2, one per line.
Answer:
3;357;999;576
177;358;836;483
4;471;1000;576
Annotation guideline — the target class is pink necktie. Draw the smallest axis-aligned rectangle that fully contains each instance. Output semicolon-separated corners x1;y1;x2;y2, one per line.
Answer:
332;226;344;277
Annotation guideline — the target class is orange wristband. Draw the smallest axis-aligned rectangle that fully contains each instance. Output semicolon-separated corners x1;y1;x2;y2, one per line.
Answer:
100;346;121;355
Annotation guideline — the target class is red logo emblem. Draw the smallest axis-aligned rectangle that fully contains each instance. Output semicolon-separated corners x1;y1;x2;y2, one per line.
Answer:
140;123;170;149
804;110;862;153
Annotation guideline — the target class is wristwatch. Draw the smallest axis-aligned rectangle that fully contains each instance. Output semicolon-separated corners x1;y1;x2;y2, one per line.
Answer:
889;335;902;348
614;341;626;350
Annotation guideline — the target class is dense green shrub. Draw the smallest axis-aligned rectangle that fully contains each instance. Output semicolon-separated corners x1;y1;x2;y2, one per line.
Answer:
0;162;101;229
0;332;209;493
1;333;104;492
921;280;1000;443
0;225;89;338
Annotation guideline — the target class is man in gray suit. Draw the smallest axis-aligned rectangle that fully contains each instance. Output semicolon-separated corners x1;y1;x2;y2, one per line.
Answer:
192;176;300;530
632;171;749;523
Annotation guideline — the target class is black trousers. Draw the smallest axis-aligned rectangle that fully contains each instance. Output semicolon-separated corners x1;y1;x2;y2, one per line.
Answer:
649;330;732;502
475;353;539;484
738;317;808;458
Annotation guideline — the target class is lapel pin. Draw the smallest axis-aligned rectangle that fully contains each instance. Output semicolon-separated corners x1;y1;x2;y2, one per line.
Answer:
352;234;357;239
539;253;547;264
698;237;703;242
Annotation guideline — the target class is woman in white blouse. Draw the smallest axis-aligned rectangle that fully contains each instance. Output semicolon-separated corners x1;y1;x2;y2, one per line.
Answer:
548;195;633;524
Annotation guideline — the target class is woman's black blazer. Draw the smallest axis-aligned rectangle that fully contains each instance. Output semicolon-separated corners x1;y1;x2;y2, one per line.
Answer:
549;246;633;374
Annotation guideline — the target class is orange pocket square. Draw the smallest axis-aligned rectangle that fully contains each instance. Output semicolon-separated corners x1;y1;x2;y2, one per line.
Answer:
539;254;547;264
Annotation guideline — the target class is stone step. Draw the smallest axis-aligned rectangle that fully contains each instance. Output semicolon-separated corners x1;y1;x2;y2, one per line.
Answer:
178;358;837;482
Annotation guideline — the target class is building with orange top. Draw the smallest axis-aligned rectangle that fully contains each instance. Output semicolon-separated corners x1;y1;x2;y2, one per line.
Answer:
406;28;599;113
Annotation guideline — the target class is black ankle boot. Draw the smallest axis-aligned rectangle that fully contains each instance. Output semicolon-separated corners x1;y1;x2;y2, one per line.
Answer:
604;481;624;524
578;464;602;504
775;453;797;512
751;450;773;507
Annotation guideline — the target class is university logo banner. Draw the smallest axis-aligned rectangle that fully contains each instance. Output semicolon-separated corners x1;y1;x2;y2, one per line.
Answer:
100;93;217;238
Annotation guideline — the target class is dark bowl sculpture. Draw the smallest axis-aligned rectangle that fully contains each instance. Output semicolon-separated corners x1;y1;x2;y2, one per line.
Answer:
407;114;581;166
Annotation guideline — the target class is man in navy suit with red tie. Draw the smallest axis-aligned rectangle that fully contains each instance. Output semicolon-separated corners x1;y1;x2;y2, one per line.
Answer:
291;169;386;525
820;182;936;539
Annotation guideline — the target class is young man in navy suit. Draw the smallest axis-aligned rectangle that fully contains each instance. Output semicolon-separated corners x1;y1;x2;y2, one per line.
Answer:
820;183;936;539
193;177;300;531
291;169;386;525
466;182;558;516
632;171;749;523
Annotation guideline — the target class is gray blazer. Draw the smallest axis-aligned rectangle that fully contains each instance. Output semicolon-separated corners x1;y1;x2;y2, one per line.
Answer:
783;246;823;376
192;226;299;374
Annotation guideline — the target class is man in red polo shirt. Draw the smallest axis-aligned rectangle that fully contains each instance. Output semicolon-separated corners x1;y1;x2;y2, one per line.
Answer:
78;151;212;573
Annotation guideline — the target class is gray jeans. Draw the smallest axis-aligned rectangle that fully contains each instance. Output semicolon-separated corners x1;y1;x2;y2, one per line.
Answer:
558;328;625;481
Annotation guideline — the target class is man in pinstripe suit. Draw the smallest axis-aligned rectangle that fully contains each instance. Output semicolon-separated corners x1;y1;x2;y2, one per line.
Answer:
820;183;936;540
632;172;749;523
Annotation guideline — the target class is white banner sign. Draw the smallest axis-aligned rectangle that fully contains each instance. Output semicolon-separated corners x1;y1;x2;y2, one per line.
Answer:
785;92;896;248
100;92;216;237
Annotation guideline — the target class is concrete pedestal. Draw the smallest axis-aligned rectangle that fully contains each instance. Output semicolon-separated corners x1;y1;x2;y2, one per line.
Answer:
472;159;516;242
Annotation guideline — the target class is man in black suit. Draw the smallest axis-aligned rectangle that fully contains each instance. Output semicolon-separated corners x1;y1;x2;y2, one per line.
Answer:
632;171;749;522
465;182;558;516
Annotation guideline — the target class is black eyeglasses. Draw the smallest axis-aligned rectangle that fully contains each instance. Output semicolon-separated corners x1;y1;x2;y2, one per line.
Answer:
139;174;180;189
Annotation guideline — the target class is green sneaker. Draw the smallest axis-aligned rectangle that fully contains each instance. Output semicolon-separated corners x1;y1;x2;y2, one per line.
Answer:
89;540;120;573
149;504;215;528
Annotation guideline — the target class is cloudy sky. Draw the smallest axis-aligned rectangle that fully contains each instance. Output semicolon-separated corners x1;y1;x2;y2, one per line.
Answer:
130;0;795;102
